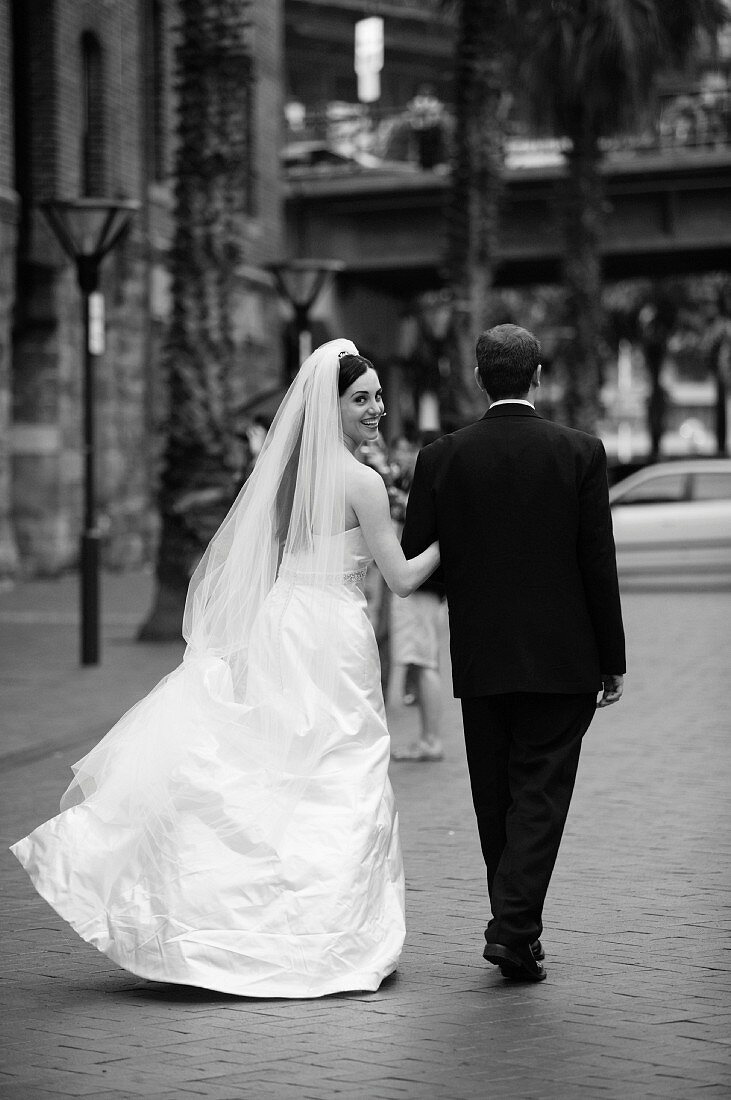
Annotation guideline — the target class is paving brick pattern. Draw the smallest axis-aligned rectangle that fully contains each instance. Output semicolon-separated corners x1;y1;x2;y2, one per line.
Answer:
1;572;729;1098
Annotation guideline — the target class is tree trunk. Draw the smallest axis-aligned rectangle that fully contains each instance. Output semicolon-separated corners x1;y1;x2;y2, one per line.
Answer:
637;296;677;461
710;320;731;455
558;123;605;432
447;0;506;423
644;342;667;460
139;0;254;640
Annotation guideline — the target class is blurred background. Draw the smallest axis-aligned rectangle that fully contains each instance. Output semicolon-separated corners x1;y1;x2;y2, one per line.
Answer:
0;0;729;636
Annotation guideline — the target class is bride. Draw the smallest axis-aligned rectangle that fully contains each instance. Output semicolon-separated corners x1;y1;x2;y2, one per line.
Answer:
11;339;440;999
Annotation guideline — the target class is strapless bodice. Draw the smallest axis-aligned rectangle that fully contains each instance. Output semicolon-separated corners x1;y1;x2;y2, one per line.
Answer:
278;526;372;586
339;526;373;574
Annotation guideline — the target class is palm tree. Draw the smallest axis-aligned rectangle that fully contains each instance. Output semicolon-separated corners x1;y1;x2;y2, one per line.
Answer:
139;0;255;640
606;280;679;459
512;0;726;431
444;0;512;421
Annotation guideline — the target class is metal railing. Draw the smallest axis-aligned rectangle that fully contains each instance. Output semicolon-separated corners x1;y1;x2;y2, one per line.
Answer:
283;88;730;173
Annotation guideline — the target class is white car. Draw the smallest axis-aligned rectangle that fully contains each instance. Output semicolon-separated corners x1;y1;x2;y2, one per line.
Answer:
608;459;731;584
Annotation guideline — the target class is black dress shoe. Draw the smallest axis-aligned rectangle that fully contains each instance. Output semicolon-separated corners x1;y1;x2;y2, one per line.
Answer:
482;941;547;982
485;939;544;962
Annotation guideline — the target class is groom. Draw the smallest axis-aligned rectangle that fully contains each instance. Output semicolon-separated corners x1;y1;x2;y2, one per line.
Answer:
401;324;625;982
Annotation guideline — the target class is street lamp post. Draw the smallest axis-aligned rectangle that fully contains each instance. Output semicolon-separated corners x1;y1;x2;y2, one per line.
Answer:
268;259;345;381
41;198;139;666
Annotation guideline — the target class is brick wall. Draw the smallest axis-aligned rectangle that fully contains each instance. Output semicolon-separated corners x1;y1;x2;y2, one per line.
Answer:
0;0;14;193
9;0;286;577
0;0;20;577
11;0;153;573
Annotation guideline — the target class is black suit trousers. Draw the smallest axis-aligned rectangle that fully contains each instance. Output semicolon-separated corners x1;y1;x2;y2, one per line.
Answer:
461;692;597;947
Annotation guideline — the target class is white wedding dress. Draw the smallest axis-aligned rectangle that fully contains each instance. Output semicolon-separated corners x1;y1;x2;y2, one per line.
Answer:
11;526;405;998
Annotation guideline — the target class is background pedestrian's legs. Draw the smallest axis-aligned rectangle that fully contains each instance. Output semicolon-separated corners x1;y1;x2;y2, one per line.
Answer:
414;665;443;753
389;591;445;760
402;663;418;705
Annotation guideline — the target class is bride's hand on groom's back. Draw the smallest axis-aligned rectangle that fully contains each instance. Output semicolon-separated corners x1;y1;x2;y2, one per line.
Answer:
597;673;624;708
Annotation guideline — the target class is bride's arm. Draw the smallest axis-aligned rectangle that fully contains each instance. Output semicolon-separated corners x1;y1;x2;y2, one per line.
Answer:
351;464;439;598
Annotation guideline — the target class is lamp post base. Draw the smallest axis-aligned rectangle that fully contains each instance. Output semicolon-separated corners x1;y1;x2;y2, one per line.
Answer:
80;530;101;666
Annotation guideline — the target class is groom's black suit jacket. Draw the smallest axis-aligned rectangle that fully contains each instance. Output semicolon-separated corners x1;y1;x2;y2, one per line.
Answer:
401;404;626;698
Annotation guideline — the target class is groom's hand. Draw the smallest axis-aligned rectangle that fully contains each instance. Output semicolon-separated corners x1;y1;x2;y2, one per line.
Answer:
598;673;624;708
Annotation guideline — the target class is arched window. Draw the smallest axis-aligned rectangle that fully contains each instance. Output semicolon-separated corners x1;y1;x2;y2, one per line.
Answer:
81;31;105;195
149;0;166;180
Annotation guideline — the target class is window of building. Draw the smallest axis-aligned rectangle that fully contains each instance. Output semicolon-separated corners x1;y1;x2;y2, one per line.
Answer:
148;0;166;181
81;31;105;195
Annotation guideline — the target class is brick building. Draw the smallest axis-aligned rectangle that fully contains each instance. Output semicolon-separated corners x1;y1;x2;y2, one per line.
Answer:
4;0;725;583
0;0;284;579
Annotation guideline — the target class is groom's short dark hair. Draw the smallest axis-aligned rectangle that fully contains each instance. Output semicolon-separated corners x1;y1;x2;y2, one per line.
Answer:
476;325;541;399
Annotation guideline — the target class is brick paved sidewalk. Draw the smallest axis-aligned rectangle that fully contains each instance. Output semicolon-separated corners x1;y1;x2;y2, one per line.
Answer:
0;570;183;765
1;572;729;1099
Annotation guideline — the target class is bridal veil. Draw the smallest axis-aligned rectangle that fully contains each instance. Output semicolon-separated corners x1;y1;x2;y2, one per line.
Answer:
58;337;359;840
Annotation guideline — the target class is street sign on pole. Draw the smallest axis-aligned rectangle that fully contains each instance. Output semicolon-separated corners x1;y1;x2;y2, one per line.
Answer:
88;292;105;355
355;16;383;103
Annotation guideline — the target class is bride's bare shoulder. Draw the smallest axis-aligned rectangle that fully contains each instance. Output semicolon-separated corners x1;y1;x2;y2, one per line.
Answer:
344;456;387;504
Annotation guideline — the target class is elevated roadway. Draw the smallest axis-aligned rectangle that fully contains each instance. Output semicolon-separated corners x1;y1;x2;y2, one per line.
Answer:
284;148;731;290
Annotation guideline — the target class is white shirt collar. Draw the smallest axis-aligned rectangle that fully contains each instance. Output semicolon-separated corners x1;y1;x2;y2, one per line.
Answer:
489;398;535;409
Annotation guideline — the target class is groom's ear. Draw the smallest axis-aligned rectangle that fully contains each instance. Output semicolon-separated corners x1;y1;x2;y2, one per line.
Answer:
474;366;485;392
532;363;542;389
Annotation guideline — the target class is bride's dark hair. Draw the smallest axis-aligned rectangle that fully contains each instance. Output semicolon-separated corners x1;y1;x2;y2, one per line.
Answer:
275;351;374;547
338;353;373;396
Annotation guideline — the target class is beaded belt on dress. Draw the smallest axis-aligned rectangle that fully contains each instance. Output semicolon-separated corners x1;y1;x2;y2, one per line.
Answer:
278;565;367;586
